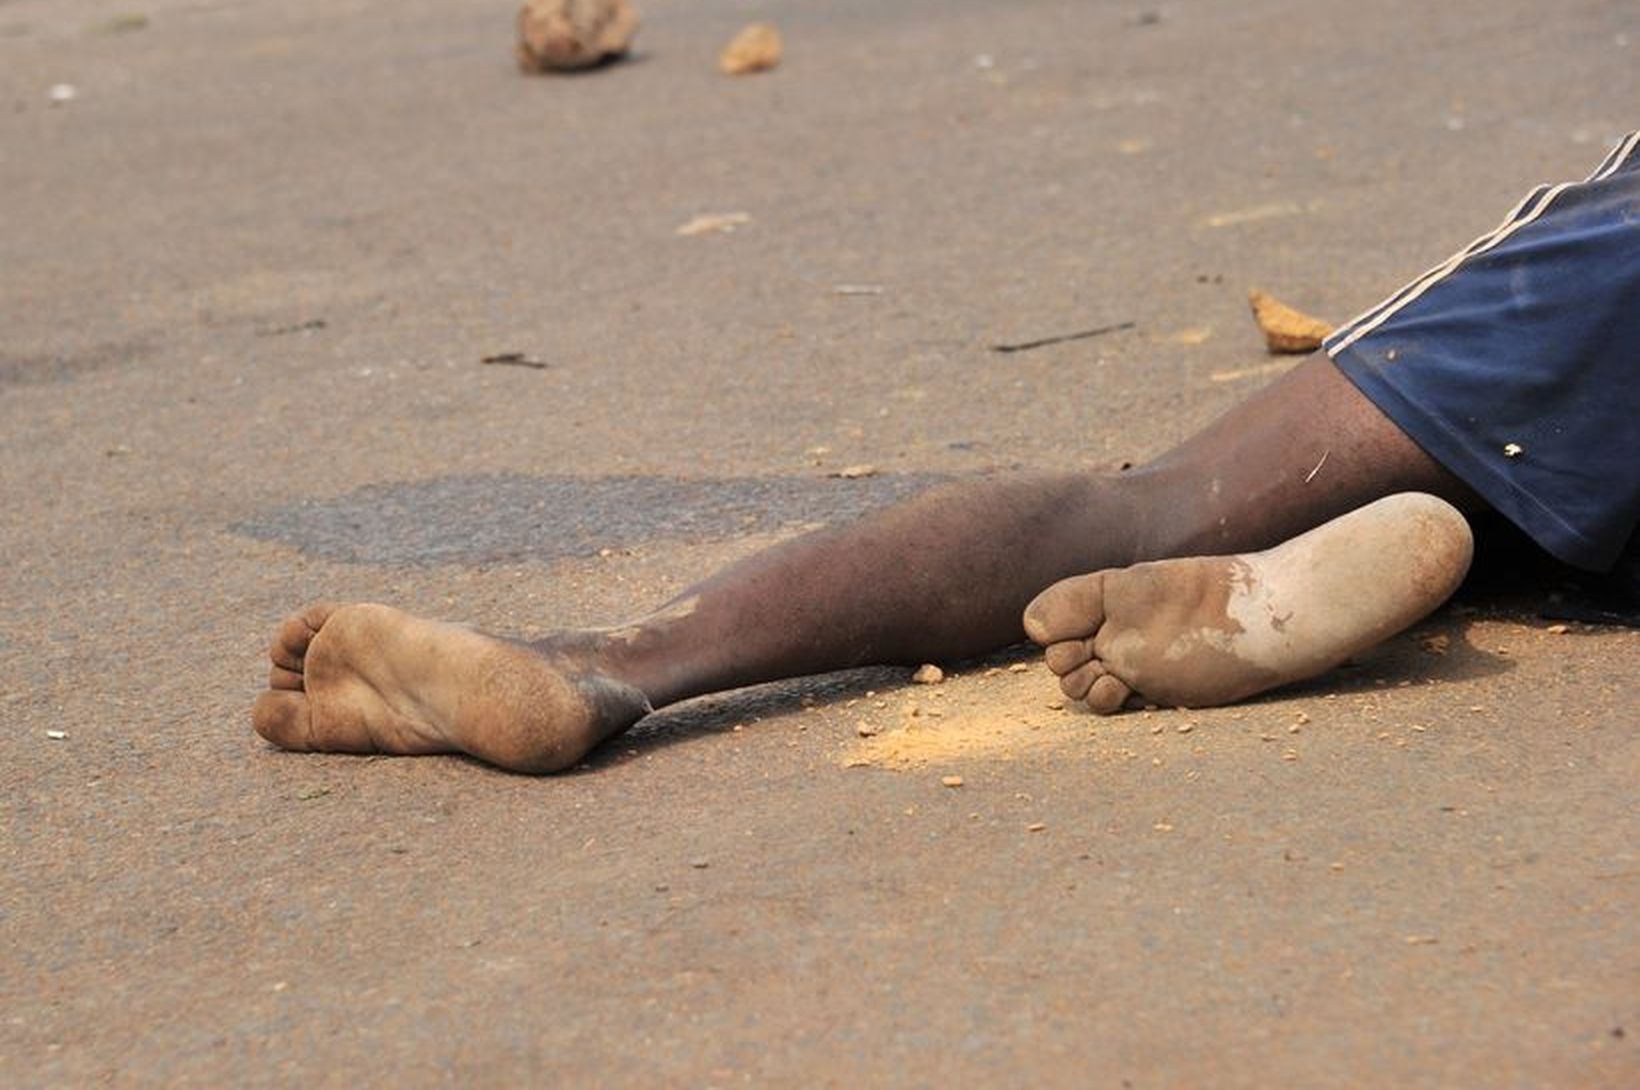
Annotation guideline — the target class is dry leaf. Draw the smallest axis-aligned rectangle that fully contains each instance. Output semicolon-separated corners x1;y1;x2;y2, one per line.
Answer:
1248;288;1334;354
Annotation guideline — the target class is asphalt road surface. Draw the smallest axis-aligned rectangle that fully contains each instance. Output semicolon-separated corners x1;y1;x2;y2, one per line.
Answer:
2;1;1635;1085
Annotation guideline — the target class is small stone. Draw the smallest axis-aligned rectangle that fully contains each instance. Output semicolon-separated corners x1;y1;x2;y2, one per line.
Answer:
719;23;782;75
1281;751;1299;762
831;464;879;480
1502;442;1524;458
45;729;68;740
1026;822;1047;832
690;859;710;869
941;775;964;788
912;664;945;685
1176;722;1194;734
1152;822;1174;832
1007;662;1030;673
1045;700;1064;711
516;0;638;72
1294;711;1310;725
855;721;881;738
49;83;77;104
1545;623;1569;635
653;883;669;892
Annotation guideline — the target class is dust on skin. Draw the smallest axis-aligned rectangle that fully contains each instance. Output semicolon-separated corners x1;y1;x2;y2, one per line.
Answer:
1158;558;1253;662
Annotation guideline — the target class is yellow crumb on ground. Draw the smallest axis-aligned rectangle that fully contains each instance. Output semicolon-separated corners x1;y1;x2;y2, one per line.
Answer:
842;665;1078;769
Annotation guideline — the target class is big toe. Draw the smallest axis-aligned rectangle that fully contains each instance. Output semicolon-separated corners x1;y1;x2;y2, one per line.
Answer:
253;690;313;750
1024;571;1109;645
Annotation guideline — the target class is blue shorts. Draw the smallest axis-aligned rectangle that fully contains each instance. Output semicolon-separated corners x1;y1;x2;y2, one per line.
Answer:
1327;132;1640;572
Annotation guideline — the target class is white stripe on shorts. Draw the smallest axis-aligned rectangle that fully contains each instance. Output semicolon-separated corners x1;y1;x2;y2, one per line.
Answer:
1324;131;1640;360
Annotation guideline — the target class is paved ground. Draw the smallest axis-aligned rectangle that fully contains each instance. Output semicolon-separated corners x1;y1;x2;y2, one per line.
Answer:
2;0;1635;1085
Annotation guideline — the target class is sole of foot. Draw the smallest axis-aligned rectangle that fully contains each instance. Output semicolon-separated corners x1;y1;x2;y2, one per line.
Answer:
252;602;652;773
1022;492;1474;712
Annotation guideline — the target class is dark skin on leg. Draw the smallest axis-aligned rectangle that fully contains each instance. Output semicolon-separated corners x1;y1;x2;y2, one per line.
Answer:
253;357;1482;772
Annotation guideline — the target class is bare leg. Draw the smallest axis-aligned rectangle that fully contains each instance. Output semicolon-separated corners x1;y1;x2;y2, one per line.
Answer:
581;356;1479;703
253;357;1482;771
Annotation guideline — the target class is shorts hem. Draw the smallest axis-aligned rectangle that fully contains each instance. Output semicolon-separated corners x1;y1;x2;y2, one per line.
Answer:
1332;346;1618;572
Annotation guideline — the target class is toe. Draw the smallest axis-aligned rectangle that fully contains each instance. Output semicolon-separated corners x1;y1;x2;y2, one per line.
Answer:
1044;638;1095;676
271;602;339;668
253;690;313;750
269;664;304;691
270;635;303;672
1084;673;1132;715
1023;572;1108;645
272;616;313;670
1058;659;1107;702
299;601;339;632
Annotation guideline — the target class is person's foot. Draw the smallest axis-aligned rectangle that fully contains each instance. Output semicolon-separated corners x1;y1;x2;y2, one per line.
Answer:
252;603;652;773
1022;493;1474;712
